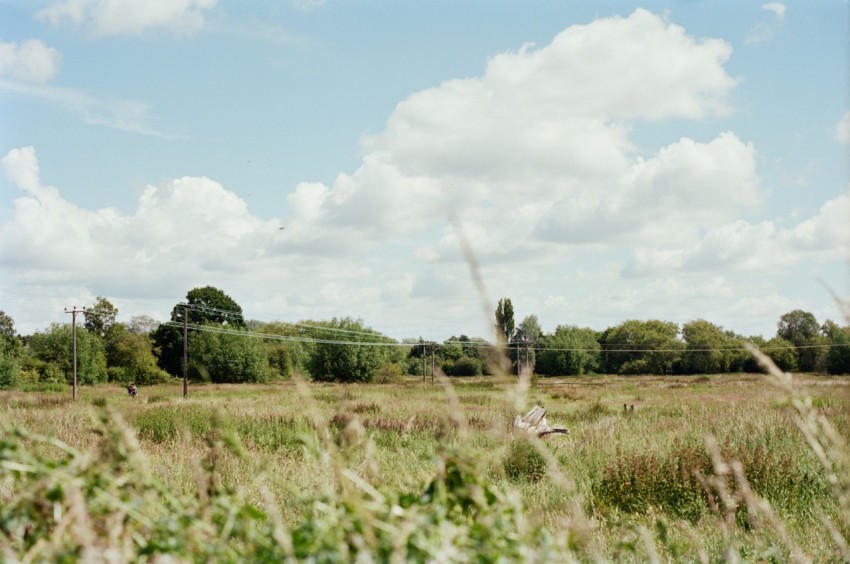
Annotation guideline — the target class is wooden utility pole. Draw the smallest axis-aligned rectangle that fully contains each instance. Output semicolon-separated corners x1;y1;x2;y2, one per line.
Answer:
64;306;85;400
182;305;189;399
431;342;435;385
525;338;530;376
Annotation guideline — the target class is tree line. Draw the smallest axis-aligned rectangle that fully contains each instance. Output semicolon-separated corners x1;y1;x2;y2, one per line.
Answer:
1;288;849;390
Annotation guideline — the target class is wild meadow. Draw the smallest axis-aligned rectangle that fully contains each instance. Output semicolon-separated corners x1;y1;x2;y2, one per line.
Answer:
2;357;849;561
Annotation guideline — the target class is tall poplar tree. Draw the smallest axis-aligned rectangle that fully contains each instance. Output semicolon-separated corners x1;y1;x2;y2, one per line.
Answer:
494;298;515;345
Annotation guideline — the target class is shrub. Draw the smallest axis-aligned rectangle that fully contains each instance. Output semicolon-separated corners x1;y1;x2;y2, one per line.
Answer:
107;366;129;383
108;364;170;385
593;440;709;521
374;362;404;383
503;438;547;482
190;329;270;383
443;356;484;376
0;356;19;389
592;434;831;523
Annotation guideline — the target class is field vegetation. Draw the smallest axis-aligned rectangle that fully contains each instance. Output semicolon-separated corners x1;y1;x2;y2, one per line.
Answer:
1;365;848;561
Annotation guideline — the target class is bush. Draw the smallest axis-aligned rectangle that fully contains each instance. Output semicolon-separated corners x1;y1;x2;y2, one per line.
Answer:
592;434;830;523
267;344;293;379
593;440;709;521
0;356;19;389
763;337;797;372
108;364;170;385
308;318;397;383
443;356;484;376
107;366;129;383
374;362;403;383
26;323;107;384
190;329;271;383
503;438;547;482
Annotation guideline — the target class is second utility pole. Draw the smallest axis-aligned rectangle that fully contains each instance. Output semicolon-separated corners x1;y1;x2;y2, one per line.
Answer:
182;305;188;399
64;306;85;400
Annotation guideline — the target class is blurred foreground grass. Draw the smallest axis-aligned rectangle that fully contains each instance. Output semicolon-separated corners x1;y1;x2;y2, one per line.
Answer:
1;371;848;561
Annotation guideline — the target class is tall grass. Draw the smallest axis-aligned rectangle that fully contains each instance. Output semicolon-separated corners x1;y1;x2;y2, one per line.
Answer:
0;368;848;560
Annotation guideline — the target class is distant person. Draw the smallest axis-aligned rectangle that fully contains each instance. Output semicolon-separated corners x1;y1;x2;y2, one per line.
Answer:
128;383;138;398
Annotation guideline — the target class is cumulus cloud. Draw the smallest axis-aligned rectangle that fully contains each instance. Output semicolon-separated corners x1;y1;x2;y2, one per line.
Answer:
1;147;270;288
0;146;420;335
285;9;744;263
1;8;843;339
0;39;61;83
623;189;850;277
0;141;841;339
36;0;217;37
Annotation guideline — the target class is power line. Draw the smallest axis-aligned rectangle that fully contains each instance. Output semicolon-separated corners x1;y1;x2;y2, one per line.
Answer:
160;321;850;354
160;321;406;348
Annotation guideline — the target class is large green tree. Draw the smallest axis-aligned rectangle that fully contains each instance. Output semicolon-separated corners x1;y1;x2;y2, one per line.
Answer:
184;286;246;327
494;298;515;345
84;296;118;339
602;320;683;375
822;320;850;375
776;309;823;372
107;329;170;385
777;310;819;345
308;317;398;383
763;336;798;372
0;311;21;388
27;323;107;385
152;286;247;376
680;320;747;374
189;329;270;383
536;325;600;376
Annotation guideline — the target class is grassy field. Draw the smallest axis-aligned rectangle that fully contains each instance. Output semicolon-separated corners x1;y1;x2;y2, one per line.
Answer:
2;369;849;561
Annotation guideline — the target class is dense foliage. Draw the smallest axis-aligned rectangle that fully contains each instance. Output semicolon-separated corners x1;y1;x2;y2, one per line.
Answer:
308;317;401;383
3;289;850;393
536;325;600;376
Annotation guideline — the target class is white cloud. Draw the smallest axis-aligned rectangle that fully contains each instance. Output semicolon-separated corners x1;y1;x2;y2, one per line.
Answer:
286;9;742;260
1;8;843;340
36;0;217;37
762;3;786;19
1;147;268;281
837;111;850;144
0;80;168;137
0;146;426;335
622;189;850;277
783;191;850;257
0;39;61;84
747;3;786;44
0;35;164;136
0;142;841;340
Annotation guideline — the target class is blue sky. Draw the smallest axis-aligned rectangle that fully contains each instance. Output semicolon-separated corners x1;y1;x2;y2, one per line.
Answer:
0;0;848;341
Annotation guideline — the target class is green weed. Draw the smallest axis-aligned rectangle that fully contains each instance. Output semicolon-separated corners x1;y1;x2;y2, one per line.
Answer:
503;438;547;482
